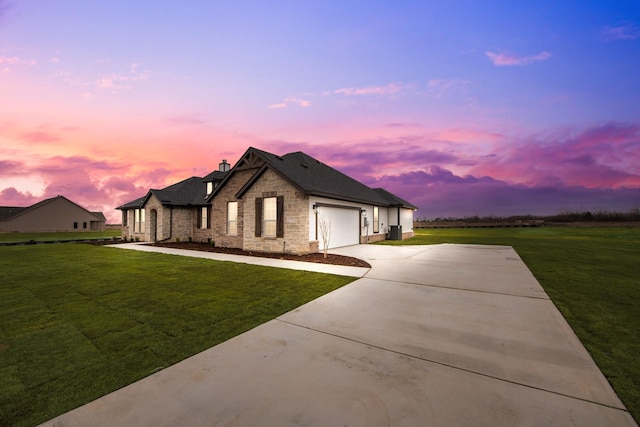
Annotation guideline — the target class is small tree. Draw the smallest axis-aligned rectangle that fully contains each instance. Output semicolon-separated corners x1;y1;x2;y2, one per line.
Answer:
318;214;331;259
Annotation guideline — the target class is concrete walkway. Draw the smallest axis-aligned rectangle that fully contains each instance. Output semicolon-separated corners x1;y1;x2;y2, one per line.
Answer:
41;244;637;426
111;242;369;278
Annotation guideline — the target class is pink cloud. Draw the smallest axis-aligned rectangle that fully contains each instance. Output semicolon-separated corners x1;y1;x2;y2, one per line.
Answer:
0;155;172;223
19;131;61;143
486;51;552;66
371;169;640;219
165;114;208;126
470;122;640;188
601;25;640;41
0;187;40;206
0;56;37;66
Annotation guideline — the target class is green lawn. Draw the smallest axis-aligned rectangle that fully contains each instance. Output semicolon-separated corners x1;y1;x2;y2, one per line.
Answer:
379;226;640;423
0;244;355;427
0;230;121;244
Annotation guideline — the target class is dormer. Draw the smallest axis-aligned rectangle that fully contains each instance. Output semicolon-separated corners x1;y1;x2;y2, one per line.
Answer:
203;159;232;198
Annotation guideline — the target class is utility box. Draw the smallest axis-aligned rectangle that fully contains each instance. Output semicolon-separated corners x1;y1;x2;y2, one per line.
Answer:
389;225;402;240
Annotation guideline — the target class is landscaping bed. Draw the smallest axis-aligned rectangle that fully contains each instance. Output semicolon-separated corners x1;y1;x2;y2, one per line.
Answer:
152;241;371;268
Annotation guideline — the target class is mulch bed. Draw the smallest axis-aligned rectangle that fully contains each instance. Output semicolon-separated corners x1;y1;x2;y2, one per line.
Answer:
152;242;371;268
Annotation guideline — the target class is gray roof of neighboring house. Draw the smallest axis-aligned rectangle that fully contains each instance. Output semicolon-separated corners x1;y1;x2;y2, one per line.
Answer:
0;206;28;220
231;148;416;208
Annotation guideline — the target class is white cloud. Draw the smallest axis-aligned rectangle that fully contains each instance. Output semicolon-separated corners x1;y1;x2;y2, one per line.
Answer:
267;97;310;109
486;51;552;66
334;81;412;96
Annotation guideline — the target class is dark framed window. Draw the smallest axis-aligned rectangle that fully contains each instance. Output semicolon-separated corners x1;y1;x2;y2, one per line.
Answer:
373;206;379;233
255;196;284;238
227;202;238;235
197;206;210;229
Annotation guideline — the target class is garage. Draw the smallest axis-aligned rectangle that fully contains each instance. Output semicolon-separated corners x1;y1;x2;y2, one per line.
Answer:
317;205;360;249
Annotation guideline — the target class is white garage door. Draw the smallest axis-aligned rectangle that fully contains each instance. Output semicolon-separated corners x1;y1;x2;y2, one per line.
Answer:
318;206;360;249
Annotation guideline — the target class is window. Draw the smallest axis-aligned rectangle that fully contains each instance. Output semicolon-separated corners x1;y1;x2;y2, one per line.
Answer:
373;206;379;233
263;197;277;237
227;202;238;235
206;181;213;196
197;206;210;229
255;196;284;238
134;209;145;232
73;222;78;229
83;222;87;229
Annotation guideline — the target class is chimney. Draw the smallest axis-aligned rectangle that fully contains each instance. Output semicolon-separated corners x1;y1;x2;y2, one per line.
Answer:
219;159;230;172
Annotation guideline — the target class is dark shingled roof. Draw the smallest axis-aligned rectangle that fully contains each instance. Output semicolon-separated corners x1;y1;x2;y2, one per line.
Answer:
203;170;228;181
117;168;229;210
234;148;410;208
121;148;416;211
117;196;146;210
117;176;208;209
373;188;418;210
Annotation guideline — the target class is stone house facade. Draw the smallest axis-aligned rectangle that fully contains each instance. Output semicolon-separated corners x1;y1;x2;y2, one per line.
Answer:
118;147;417;254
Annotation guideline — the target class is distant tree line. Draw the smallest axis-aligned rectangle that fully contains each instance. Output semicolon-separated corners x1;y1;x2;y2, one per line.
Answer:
417;209;640;224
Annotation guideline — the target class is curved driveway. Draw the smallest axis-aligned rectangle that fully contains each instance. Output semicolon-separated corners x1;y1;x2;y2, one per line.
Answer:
41;244;637;426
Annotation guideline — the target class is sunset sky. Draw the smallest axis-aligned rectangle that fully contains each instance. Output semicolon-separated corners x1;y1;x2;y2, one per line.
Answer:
1;0;639;223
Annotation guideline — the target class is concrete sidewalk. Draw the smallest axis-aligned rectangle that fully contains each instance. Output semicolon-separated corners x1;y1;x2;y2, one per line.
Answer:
110;242;369;278
40;244;637;426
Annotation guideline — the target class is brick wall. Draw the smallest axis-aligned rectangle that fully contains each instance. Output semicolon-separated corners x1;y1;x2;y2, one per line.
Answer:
171;207;193;242
242;169;311;255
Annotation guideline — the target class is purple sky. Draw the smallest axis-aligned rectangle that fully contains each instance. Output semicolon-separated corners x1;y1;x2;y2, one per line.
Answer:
1;0;639;222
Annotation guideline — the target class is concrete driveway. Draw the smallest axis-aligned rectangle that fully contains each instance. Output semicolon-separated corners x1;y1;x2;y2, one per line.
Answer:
41;244;637;426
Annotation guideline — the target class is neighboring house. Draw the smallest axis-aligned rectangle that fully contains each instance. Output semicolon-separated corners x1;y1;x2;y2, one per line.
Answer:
118;148;416;254
0;195;106;232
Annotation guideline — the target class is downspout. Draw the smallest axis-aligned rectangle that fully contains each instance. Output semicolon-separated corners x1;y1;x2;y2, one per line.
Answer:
157;207;173;243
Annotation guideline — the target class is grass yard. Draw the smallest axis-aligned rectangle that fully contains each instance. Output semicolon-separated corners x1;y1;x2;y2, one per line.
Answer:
379;226;640;423
0;244;355;427
0;230;122;244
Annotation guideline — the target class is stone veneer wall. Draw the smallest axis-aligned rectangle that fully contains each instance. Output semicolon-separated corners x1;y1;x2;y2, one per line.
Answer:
211;168;257;249
360;233;387;244
242;169;311;255
170;207;194;242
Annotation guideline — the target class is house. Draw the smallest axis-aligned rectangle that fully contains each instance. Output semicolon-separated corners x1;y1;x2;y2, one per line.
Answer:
0;195;106;233
118;160;230;242
118;148;416;254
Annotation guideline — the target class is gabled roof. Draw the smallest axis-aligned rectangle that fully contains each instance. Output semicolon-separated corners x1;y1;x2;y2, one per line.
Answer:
117;170;228;210
203;170;228;181
213;147;413;208
373;188;418;210
0;196;105;221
